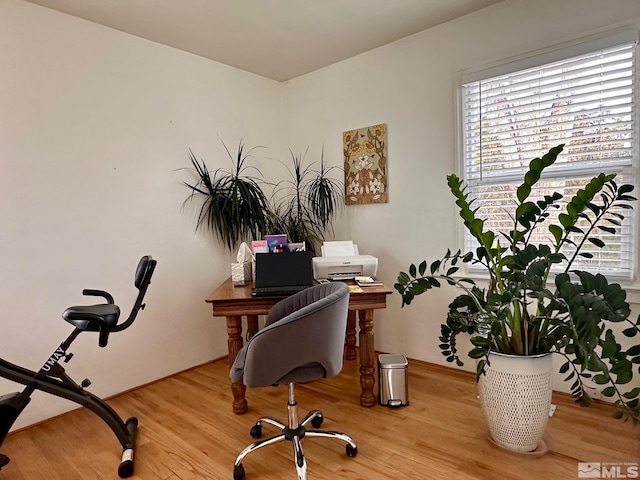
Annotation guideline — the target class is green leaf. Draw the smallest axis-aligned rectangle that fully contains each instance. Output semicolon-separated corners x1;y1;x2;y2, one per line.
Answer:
588;237;605;248
559;213;572;228
602;386;616;397
627;345;640;355
469;347;487;359
612;360;633;384
418;261;427;276
593;374;609;384
515;202;539;229
470;336;492;347
430;260;441;274
476;359;487;378
623;387;640;399
597;225;616;235
549;224;563;244
618;195;637;201
517;183;531;203
566;225;584;234
402;292;414;306
618;184;635;195
584;202;601;215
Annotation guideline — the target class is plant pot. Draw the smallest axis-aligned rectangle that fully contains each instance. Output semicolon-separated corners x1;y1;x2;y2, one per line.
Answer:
478;351;553;453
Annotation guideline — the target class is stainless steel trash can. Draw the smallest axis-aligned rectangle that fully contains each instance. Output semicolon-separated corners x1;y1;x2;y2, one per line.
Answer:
378;353;408;407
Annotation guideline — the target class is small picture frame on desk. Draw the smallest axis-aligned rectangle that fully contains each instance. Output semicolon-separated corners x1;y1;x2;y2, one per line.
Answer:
252;240;268;254
265;234;287;253
287;242;305;252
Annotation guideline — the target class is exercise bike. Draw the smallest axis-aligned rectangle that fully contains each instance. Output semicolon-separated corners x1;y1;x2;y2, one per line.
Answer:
0;255;157;478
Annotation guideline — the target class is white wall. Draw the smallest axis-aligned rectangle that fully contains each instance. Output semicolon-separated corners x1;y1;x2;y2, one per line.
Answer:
0;0;284;428
283;0;640;394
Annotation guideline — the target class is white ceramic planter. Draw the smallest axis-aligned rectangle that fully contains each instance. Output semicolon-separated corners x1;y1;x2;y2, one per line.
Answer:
478;351;553;452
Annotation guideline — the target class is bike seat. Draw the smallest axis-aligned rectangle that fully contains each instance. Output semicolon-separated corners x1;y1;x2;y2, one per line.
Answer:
62;304;121;332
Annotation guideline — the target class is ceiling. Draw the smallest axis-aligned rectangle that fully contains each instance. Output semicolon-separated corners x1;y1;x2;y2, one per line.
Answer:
23;0;504;81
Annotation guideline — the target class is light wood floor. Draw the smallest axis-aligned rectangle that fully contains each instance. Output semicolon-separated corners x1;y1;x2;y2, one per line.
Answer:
1;355;638;480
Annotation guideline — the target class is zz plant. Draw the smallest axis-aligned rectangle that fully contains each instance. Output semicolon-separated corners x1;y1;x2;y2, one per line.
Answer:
395;145;640;423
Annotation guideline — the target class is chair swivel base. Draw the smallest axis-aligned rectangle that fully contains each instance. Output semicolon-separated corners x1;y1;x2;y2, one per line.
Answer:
233;407;357;480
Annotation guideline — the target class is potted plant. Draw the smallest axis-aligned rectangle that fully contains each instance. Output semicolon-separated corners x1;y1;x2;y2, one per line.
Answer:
182;140;271;251
266;147;343;256
182;142;343;256
395;145;640;451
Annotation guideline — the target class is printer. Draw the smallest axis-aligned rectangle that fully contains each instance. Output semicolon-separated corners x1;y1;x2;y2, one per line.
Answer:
312;255;378;280
312;241;378;280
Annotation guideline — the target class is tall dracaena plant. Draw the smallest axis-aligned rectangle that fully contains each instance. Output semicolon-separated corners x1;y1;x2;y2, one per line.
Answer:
182;140;270;251
395;144;640;423
308;146;343;232
268;148;343;255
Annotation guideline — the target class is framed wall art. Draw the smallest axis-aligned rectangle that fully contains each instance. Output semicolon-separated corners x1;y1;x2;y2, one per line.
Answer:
343;124;388;205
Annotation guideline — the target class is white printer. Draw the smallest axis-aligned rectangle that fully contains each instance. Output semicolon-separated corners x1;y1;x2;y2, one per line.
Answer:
312;241;378;280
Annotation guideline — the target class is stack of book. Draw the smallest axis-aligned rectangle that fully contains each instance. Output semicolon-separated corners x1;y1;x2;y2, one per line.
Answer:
354;276;384;287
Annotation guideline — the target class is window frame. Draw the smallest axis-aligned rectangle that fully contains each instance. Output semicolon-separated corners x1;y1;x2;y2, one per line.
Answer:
455;29;640;284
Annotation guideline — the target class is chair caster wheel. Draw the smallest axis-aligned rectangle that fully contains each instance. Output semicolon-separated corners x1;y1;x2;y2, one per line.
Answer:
250;424;262;438
311;414;323;428
0;454;10;469
346;444;358;457
233;463;245;480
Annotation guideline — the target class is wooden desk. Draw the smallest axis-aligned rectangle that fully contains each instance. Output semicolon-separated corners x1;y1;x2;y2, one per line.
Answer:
206;278;393;414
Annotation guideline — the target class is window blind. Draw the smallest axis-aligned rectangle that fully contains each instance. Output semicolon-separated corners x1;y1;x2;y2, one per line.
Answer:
461;37;637;280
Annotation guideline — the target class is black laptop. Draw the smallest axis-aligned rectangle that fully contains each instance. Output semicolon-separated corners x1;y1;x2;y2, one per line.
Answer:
252;252;314;297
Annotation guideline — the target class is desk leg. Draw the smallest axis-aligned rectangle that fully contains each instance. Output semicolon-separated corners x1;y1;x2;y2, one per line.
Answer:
226;315;248;414
358;309;376;407
247;315;259;340
345;311;357;360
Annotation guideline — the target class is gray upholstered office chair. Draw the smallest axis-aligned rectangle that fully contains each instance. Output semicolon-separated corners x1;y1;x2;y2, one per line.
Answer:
230;282;357;480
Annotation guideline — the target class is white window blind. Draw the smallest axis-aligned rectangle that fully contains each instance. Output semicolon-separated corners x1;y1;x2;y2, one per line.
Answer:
461;34;637;280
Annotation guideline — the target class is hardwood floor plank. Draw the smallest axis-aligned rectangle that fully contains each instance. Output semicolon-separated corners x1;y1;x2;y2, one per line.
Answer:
0;356;637;479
